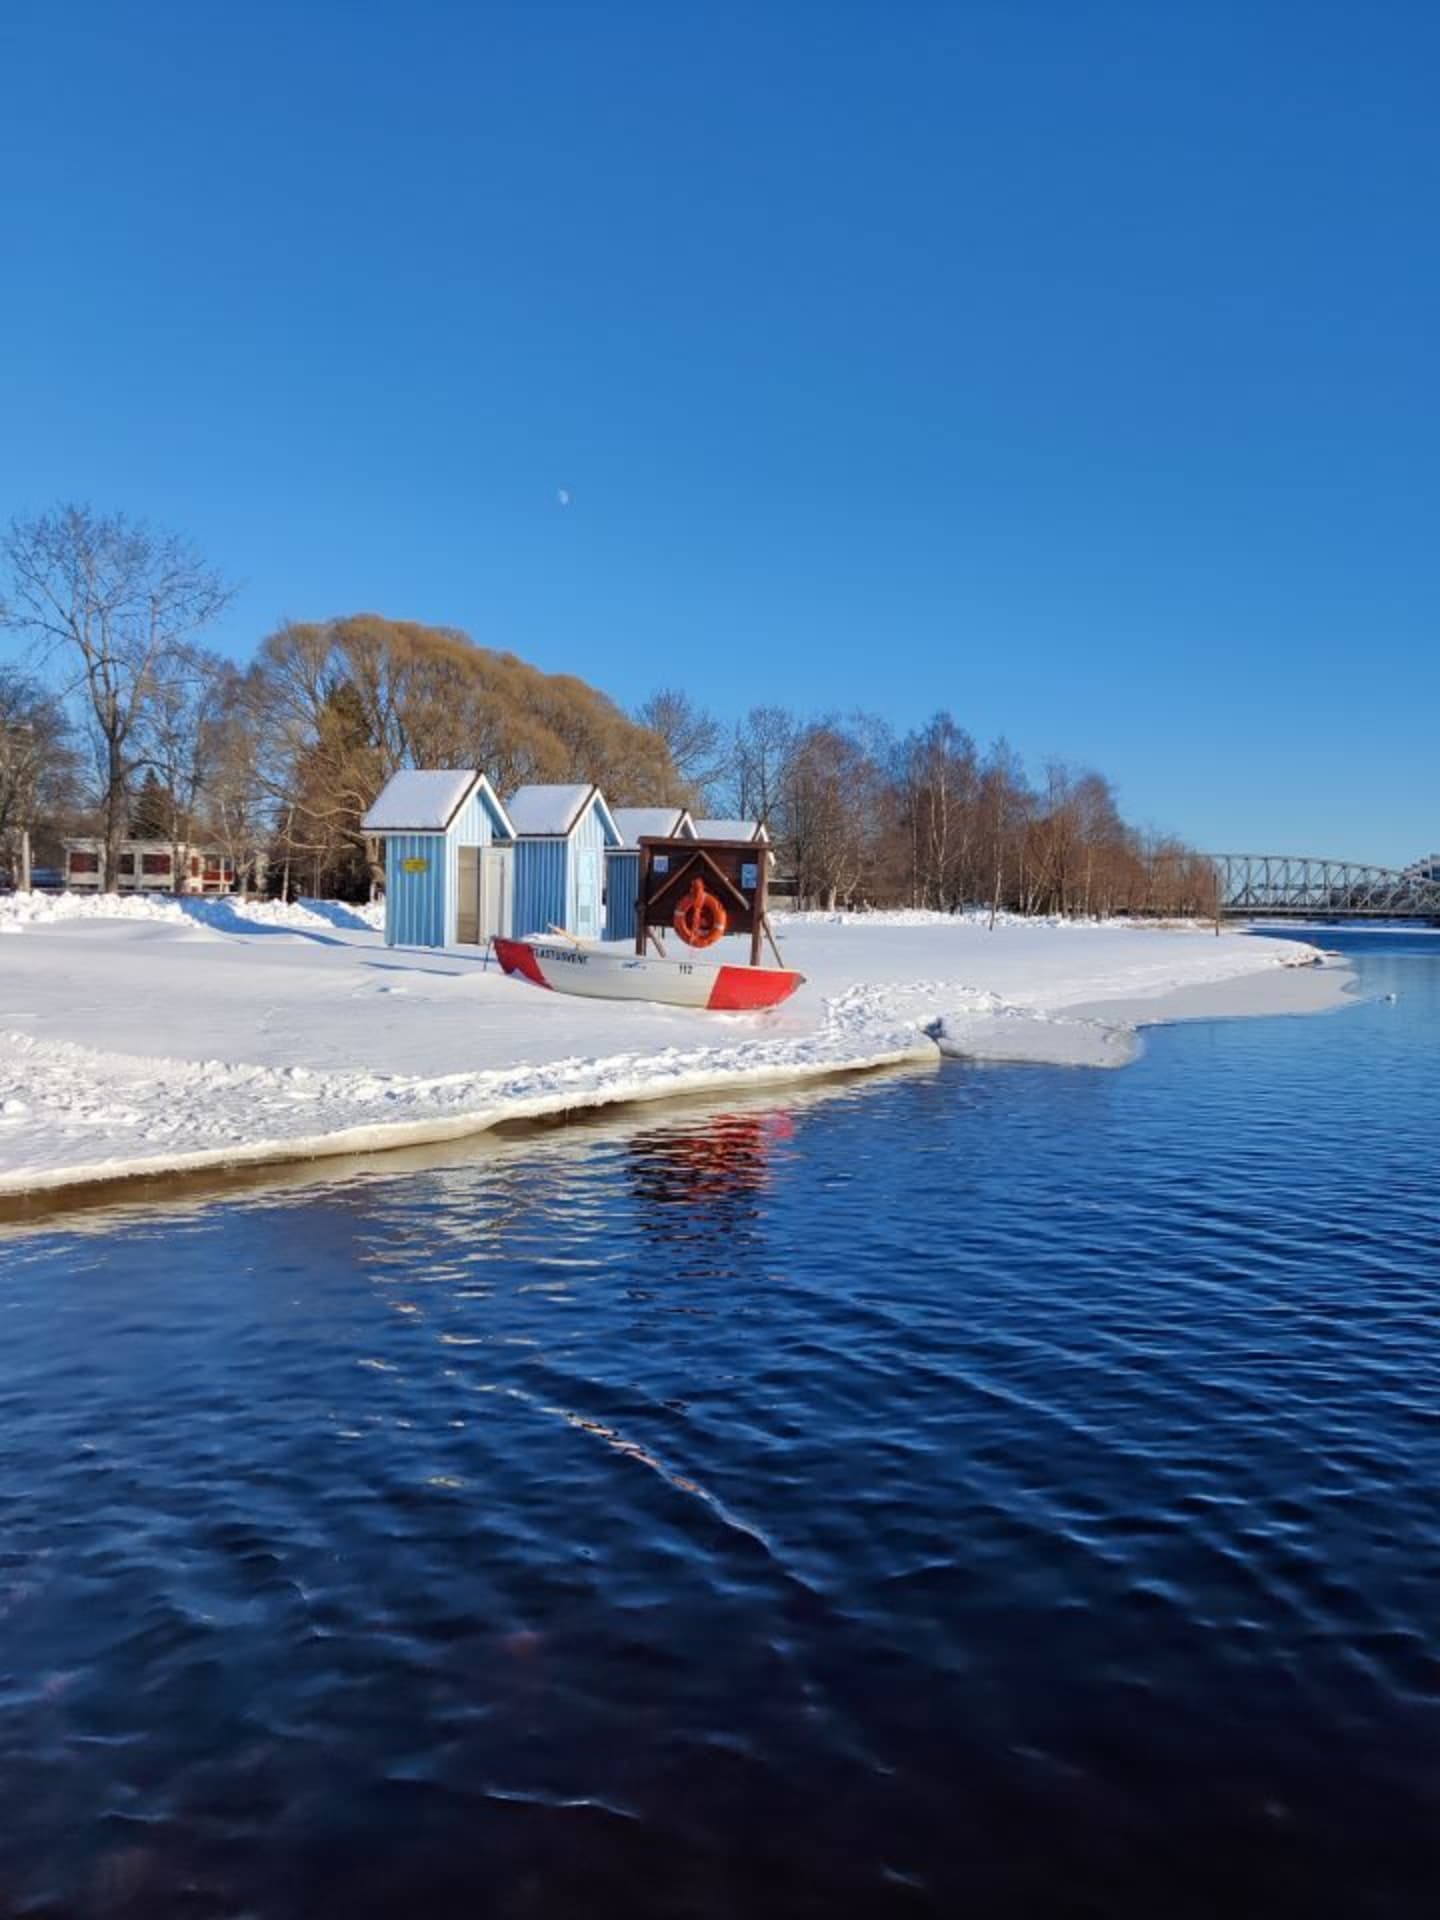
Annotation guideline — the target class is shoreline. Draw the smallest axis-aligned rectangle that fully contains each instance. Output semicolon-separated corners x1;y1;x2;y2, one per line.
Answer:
0;962;1355;1212
0;900;1352;1208
0;1059;942;1228
1064;953;1358;1030
0;1036;936;1207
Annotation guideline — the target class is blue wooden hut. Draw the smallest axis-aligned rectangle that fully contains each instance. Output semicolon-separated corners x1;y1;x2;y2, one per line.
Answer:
604;807;696;941
362;769;515;949
507;783;622;939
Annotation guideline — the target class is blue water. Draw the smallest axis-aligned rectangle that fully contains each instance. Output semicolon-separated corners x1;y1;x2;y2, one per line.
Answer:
1;940;1437;1917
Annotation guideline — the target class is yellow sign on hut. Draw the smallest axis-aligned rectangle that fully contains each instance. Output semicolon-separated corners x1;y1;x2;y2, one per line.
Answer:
401;857;429;874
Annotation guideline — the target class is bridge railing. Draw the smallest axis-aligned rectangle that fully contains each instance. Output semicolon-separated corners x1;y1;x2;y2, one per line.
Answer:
1207;853;1440;918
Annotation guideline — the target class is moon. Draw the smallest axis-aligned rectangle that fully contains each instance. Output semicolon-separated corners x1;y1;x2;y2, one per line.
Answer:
556;488;572;508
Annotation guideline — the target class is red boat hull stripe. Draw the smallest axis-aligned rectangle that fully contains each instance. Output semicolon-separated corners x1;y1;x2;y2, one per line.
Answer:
494;939;552;989
706;966;802;1011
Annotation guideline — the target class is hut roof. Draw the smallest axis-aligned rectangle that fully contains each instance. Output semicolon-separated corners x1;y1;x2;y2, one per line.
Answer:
610;806;694;849
362;769;511;836
507;783;620;844
505;783;592;835
693;818;769;844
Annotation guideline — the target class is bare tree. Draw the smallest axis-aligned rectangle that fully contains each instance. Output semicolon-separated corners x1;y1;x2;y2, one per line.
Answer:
0;668;79;887
0;505;235;888
730;705;796;830
635;687;724;807
895;713;979;909
0;710;38;887
977;738;1029;929
146;645;228;888
785;720;884;910
200;670;270;894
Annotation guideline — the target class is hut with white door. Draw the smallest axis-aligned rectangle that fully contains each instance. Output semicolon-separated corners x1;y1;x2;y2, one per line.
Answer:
362;769;515;949
507;783;621;939
604;806;696;940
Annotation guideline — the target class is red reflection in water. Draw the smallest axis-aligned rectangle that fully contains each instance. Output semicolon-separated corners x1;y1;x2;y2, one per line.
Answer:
628;1111;794;1209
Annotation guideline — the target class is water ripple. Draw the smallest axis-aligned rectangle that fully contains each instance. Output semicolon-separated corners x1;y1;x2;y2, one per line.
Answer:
0;942;1436;1915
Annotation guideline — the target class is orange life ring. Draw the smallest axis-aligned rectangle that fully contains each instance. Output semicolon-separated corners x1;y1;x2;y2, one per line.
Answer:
673;877;727;948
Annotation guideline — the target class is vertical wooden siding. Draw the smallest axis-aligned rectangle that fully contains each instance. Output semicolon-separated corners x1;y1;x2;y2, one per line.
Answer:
512;836;569;937
382;782;504;948
568;801;610;937
512;798;616;937
604;849;639;941
383;832;448;947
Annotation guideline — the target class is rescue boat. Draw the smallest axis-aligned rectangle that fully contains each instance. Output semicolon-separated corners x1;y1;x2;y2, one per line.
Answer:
492;937;804;1011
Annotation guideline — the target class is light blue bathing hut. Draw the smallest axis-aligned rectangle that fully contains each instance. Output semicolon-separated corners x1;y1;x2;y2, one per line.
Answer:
507;783;622;940
604;807;697;941
362;768;515;949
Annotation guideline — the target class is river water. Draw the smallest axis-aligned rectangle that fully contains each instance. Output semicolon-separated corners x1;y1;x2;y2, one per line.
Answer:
1;935;1436;1918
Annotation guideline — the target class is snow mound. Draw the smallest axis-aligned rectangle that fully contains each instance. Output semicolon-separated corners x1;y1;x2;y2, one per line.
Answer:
0;890;192;930
181;896;375;935
297;897;385;932
0;890;383;937
825;978;1137;1067
774;908;1198;933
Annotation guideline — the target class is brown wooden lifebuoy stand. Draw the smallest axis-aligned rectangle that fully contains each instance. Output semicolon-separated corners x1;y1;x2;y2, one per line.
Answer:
635;835;784;969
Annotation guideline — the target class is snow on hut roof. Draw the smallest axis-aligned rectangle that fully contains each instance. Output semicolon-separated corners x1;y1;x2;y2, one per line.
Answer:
363;769;487;833
506;783;604;836
693;818;769;843
610;806;694;849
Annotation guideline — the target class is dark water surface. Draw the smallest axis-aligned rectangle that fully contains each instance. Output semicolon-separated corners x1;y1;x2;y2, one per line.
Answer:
2;939;1437;1918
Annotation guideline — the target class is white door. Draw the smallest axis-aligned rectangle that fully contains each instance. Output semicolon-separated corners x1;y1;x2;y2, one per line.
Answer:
480;845;513;939
575;848;601;938
456;847;481;944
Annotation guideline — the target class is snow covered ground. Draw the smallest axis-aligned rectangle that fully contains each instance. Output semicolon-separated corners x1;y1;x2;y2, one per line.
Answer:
0;893;1347;1197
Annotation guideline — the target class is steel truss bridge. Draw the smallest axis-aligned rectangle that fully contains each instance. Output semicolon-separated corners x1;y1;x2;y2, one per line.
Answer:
1209;853;1440;921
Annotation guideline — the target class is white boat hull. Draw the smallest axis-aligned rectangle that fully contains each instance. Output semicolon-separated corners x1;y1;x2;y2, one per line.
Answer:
493;938;803;1010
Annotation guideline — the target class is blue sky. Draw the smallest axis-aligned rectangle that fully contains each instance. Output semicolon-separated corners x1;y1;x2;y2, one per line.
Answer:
2;0;1436;864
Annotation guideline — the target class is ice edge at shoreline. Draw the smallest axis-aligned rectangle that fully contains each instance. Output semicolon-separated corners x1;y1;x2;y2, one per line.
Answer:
0;958;1355;1202
0;1036;936;1198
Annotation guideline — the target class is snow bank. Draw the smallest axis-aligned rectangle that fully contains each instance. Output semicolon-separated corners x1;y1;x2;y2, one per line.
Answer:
1;889;193;930
0;889;381;935
775;907;1210;933
0;894;1345;1199
824;979;1140;1067
0;1023;930;1196
298;896;385;932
